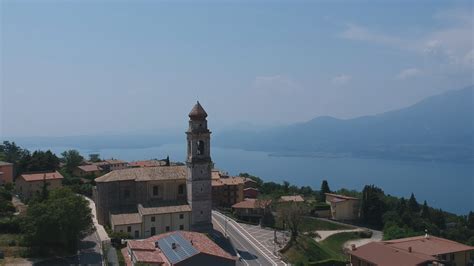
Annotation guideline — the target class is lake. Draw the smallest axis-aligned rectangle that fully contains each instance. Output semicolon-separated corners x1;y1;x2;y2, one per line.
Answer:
28;143;474;215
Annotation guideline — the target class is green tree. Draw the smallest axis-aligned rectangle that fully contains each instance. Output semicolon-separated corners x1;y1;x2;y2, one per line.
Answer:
320;180;331;202
61;150;84;173
277;201;309;239
360;185;387;227
88;154;101;163
420;200;431;220
408;193;420;213
467;212;474;230
398;197;407;215
23;150;60;172
22;188;94;254
0;141;28;164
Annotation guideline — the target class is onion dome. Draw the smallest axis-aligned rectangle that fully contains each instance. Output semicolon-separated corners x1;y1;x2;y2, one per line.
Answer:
188;101;208;120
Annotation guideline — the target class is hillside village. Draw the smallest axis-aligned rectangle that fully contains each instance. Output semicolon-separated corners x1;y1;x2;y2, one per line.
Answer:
0;103;473;266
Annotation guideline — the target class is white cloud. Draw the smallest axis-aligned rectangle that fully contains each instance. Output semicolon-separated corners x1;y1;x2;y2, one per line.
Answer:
252;75;299;93
332;74;352;85
397;68;422;80
339;9;474;70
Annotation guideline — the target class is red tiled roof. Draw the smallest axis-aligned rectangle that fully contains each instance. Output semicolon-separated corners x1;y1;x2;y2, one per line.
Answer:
20;171;64;182
77;165;102;172
325;193;359;200
280;195;305;202
133;250;165;264
212;176;245;187
128;160;166;168
349;241;436;266
383;235;474;255
128;240;156;251
129;231;235;264
232;198;271;209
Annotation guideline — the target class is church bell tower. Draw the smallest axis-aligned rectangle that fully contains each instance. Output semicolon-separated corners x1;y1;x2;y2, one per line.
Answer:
186;101;213;231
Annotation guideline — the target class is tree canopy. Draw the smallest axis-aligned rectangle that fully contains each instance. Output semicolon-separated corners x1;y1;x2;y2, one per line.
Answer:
22;188;94;254
61;150;84;173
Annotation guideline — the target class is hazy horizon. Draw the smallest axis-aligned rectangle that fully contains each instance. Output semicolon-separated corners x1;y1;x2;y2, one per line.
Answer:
2;1;473;137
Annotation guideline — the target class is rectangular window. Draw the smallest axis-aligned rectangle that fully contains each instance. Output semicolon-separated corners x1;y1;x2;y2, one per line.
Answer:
151;216;155;222
179;225;184;230
134;230;139;238
153;186;159;196
178;184;184;194
179;214;184;219
127;226;131;232
166;226;170;232
151;227;156;236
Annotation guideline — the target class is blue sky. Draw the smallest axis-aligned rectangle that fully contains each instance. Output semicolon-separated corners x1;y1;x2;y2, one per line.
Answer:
1;1;473;137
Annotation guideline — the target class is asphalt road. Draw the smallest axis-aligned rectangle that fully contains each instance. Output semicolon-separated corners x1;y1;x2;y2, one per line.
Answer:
212;211;285;266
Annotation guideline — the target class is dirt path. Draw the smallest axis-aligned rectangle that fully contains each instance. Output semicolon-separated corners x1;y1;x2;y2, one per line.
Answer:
344;229;383;249
314;229;363;242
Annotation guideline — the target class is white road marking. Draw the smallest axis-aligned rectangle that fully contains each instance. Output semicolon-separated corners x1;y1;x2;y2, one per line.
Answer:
213;217;254;266
213;211;285;266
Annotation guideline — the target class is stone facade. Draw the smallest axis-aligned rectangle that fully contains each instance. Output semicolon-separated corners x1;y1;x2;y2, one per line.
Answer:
186;101;213;231
94;102;214;235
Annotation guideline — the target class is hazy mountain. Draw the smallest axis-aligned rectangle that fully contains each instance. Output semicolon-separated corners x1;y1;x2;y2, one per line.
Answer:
214;86;474;162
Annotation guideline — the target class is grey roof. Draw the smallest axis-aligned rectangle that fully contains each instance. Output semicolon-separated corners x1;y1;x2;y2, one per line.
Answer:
157;232;198;264
95;166;187;183
110;213;142;225
0;161;12;166
138;203;191;216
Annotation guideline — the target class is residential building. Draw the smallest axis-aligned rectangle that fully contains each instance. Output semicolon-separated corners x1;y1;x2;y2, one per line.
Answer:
73;164;103;177
349;235;474;266
232;198;272;223
211;171;244;208
128;160;168;168
94;102;213;236
16;171;64;201
325;193;360;220
279;195;305;203
93;159;128;172
243;178;259;199
0;161;14;184
123;231;236;266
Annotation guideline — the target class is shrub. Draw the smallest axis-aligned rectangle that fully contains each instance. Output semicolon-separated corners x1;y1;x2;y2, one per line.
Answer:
358;229;373;238
0;217;21;233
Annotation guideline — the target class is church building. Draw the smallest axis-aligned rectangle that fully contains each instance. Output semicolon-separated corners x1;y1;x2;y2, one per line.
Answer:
93;102;213;237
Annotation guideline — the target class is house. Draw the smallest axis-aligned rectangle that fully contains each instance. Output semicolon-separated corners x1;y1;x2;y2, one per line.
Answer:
128;160;167;168
279;195;305;203
243;178;259;199
16;171;64;201
94;102;215;235
0;161;14;184
349;235;474;266
93;159;128;172
232;198;272;223
325;193;360;220
123;231;236;266
211;171;244;208
73;164;103;177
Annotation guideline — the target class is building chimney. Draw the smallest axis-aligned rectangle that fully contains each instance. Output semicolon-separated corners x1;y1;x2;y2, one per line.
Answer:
351;244;356;251
408;246;412;253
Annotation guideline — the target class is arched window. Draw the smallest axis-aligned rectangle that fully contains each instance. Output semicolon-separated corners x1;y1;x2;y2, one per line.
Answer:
197;140;205;155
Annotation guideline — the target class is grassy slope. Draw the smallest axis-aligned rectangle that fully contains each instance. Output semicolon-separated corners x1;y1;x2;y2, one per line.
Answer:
283;232;361;264
300;217;353;231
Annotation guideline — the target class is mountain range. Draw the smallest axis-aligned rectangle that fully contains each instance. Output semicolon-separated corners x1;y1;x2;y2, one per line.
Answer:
214;86;474;162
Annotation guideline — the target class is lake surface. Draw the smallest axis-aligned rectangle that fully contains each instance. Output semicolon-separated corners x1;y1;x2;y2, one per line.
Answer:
29;143;474;215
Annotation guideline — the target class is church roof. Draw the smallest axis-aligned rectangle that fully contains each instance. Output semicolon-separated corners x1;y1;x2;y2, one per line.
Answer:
188;101;208;119
95;166;187;183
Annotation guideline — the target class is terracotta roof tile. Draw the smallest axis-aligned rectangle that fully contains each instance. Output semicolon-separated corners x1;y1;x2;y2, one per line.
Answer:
138;204;191;216
20;171;64;182
110;213;142;225
95;166;187;183
280;195;305;202
232;198;271;209
325;193;359;200
77;165;102;172
383;235;474;255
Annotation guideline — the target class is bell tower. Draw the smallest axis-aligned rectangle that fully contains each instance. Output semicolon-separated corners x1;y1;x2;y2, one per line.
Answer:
186;101;213;231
